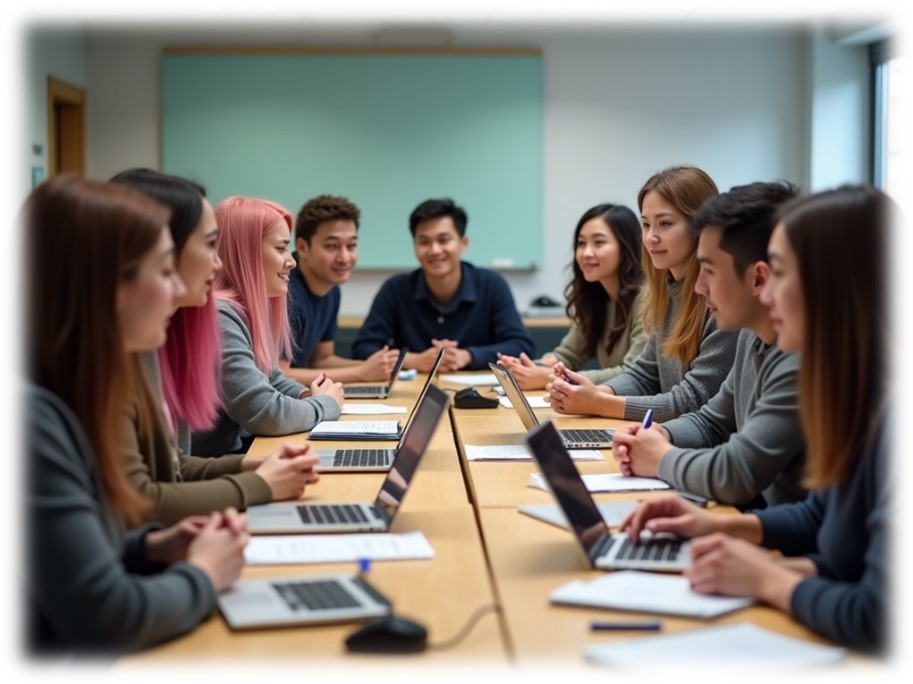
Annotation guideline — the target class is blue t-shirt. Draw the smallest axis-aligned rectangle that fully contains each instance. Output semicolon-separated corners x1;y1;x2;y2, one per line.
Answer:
286;265;340;368
351;261;534;370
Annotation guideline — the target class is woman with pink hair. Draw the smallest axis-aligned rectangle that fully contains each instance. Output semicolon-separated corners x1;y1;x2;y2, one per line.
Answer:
110;170;322;526
192;195;343;456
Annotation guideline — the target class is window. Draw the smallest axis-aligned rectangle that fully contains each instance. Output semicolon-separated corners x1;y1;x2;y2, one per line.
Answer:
871;40;903;199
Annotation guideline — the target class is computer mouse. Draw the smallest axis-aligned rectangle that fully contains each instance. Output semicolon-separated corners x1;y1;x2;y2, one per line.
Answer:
453;387;500;409
344;615;428;654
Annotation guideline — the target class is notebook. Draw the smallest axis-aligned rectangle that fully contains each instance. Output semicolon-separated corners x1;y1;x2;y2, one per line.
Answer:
489;361;614;449
313;349;445;469
524;420;690;571
218;573;391;630
341;347;408;399
247;384;450;533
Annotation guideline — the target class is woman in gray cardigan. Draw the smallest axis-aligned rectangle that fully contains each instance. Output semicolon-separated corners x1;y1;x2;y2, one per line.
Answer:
26;176;247;654
192;196;343;456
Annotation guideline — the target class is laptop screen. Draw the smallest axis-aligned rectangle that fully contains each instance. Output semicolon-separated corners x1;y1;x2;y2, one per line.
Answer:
384;347;409;390
524;420;611;565
374;384;450;522
398;347;446;441
488;362;540;431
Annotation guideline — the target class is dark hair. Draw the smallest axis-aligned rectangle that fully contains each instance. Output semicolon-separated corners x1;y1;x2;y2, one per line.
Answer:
690;180;800;274
295;194;361;244
408;198;467;238
109;167;207;253
564;204;643;357
26;174;166;523
775;184;890;488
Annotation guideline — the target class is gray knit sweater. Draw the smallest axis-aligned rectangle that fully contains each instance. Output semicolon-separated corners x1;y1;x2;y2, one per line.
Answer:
658;329;807;506
603;279;739;421
191;300;341;455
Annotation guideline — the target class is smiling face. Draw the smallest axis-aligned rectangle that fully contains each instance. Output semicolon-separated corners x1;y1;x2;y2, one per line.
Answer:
575;216;622;290
694;226;761;332
640;190;696;280
761;223;805;352
297;218;358;290
261;220;296;297
174;198;221;308
118;227;186;352
413;216;467;281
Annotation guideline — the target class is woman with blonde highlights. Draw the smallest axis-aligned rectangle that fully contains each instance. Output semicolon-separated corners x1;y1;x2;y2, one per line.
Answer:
192;196;343;456
618;185;891;653
548;165;739;421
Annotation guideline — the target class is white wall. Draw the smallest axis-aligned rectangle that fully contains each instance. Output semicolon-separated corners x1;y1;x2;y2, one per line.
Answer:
29;23;874;316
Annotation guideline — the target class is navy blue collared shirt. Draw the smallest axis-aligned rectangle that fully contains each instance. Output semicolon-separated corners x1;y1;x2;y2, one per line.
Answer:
352;261;534;370
285;265;340;367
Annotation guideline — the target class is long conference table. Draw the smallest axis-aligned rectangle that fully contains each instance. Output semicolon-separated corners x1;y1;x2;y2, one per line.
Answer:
120;370;854;670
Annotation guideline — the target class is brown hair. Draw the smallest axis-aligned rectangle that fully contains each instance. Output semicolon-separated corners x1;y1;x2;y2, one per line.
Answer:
637;166;719;366
25;174;169;523
777;185;889;488
295;194;361;244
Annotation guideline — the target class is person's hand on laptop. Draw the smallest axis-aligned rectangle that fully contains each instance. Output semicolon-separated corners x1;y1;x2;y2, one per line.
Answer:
497;351;550;390
255;442;321;501
611;423;673;477
187;508;250;592
619;493;722;543
357;344;400;382
307;373;344;407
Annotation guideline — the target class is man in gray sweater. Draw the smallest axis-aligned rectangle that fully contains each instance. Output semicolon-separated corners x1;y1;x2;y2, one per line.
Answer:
613;181;806;508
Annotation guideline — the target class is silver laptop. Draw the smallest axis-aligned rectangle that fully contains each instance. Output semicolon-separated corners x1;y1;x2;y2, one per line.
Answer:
342;347;408;399
247;384;450;533
489;362;614;449
218;572;391;630
524;420;690;572
314;348;446;471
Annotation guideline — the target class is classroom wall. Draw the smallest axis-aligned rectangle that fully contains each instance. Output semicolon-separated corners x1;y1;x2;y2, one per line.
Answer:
26;24;871;316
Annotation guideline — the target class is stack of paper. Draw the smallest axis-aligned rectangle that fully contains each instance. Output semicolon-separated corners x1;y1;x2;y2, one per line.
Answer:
466;444;604;461
550;571;753;618
584;622;846;669
309;420;400;439
518;501;637;529
245;531;435;565
530;472;671;493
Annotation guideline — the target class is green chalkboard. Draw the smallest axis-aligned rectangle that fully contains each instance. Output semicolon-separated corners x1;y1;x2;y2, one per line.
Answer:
162;51;543;269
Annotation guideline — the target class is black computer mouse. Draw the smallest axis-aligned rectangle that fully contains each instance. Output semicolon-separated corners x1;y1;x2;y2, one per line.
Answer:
453;387;500;409
344;615;428;654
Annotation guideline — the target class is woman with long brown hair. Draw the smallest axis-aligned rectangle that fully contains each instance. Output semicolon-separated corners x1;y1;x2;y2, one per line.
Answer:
26;175;247;653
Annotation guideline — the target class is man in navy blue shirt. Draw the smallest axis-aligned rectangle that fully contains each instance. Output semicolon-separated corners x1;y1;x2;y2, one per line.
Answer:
280;194;400;384
352;198;534;372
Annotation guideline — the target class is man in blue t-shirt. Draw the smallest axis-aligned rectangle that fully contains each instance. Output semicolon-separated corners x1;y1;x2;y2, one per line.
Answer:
280;194;400;384
352;198;534;372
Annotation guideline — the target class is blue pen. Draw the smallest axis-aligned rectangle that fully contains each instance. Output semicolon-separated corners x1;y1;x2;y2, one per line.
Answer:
590;620;662;632
641;408;654;429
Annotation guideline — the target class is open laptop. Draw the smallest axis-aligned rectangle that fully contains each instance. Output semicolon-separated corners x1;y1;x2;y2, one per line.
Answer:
524;420;690;572
247;384;450;533
488;362;614;449
342;347;408;399
313;348;446;471
218;572;391;630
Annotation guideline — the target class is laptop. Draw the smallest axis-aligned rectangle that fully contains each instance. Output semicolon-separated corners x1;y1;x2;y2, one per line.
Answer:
247;383;451;533
342;347;408;399
218;572;391;630
313;348;446;471
524;420;690;572
488;362;614;449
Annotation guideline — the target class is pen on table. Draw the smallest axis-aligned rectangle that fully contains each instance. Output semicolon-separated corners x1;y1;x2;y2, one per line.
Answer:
641;408;653;429
590;620;662;632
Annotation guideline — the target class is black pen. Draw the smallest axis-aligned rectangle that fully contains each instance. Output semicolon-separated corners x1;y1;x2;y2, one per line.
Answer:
590;620;662;632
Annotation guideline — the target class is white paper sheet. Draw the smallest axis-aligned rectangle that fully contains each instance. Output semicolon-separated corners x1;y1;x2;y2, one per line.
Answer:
551;570;753;619
518;501;637;529
499;395;550;409
530;472;671;493
439;373;500;387
583;622;846;670
340;403;408;416
466;444;604;461
244;531;435;565
309;420;400;437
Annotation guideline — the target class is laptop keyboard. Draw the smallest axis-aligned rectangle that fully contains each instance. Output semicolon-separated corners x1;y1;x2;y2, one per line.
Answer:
296;504;373;524
561;428;613;444
272;579;361;612
332;449;393;468
344;385;384;396
614;536;683;562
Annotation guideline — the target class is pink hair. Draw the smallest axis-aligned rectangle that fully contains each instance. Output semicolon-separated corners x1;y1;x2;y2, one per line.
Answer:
158;293;223;431
213;196;293;373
